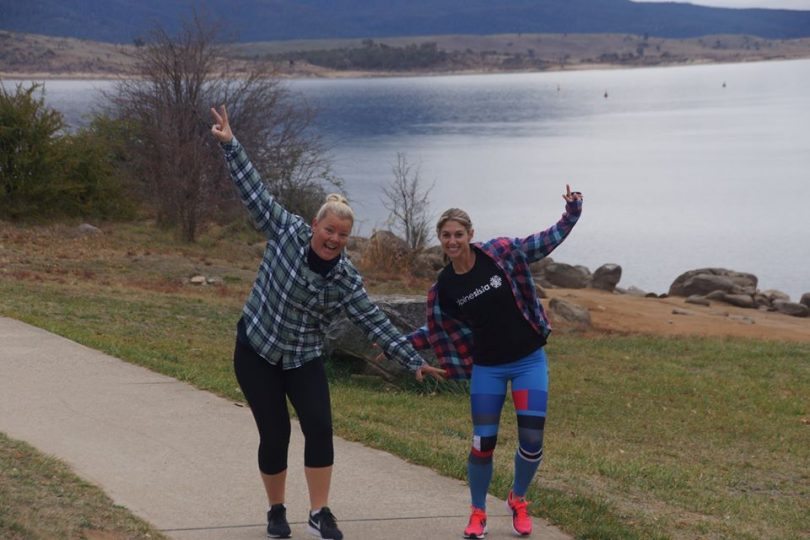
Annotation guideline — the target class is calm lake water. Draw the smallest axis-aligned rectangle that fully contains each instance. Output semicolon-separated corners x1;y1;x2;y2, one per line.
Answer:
8;59;810;299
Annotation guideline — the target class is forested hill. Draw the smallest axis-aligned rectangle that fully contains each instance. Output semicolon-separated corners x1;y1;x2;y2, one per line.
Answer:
1;0;810;44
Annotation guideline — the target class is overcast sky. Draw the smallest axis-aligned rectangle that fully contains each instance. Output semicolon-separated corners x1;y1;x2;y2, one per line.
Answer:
632;0;810;9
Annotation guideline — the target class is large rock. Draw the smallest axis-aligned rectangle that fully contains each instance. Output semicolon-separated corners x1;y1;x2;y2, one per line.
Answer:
773;300;809;318
541;262;589;289
590;264;622;292
411;251;445;279
324;295;434;380
548;297;591;329
801;293;810;309
363;230;411;268
668;268;757;297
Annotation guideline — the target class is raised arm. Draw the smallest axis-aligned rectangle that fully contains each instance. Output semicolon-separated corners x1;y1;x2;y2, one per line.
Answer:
517;184;583;262
210;105;298;238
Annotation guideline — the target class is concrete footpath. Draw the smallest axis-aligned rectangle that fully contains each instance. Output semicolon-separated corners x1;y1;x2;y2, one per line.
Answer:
0;317;570;540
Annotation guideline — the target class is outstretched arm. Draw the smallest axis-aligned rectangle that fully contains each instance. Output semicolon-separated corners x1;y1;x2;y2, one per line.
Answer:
345;287;445;382
210;105;298;237
518;183;583;262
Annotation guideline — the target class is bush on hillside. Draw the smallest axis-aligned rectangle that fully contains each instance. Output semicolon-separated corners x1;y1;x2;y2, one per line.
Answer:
0;83;133;221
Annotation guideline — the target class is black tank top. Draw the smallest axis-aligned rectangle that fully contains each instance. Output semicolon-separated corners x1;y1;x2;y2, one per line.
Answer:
437;249;545;366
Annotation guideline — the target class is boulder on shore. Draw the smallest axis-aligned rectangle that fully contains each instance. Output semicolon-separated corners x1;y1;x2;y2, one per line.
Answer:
548;297;591;330
541;262;590;289
773;300;809;318
590;264;622;292
669;268;757;297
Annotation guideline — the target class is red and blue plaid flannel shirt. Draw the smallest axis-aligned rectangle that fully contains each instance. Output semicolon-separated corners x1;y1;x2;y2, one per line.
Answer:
407;200;582;379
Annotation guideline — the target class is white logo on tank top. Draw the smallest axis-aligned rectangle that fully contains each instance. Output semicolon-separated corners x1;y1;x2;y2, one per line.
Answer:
457;274;502;306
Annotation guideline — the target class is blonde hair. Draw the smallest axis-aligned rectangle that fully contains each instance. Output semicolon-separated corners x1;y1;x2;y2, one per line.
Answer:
316;193;354;223
436;208;473;236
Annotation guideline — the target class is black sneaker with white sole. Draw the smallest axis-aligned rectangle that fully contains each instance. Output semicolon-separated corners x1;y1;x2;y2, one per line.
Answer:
266;503;291;538
308;507;343;540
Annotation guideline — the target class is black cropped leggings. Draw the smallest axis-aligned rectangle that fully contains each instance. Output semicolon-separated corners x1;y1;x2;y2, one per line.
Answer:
233;339;334;475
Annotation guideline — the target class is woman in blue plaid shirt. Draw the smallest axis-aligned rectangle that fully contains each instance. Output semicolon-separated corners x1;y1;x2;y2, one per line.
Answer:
211;106;443;540
407;188;582;539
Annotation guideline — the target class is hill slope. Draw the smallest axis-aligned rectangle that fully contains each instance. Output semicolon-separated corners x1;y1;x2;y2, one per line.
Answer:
2;0;810;43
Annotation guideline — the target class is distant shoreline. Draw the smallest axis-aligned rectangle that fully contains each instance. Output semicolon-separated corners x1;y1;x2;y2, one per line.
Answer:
3;55;809;82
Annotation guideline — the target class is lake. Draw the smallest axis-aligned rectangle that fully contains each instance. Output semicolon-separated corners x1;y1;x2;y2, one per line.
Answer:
6;59;810;299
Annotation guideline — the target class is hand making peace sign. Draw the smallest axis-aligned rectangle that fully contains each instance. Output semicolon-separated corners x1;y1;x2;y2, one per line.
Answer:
210;105;234;144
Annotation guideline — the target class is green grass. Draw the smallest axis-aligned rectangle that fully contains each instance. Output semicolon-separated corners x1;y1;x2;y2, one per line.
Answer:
2;278;808;539
0;432;166;540
2;221;809;539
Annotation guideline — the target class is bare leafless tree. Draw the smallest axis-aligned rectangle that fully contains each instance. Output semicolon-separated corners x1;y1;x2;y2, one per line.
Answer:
381;153;434;250
106;12;335;241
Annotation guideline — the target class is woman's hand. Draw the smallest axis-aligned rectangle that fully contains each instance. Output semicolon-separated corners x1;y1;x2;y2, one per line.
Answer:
210;105;234;144
416;363;447;382
563;183;583;203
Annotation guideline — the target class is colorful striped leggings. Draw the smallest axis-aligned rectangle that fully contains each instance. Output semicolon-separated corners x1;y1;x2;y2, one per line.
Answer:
468;347;548;509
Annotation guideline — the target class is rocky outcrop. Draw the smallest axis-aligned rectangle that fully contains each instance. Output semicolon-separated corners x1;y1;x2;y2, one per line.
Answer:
669;268;757;297
541;262;589;289
801;293;810;309
590;264;622;292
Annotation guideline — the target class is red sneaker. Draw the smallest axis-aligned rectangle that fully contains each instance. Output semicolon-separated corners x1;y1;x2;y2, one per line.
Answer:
463;506;488;539
506;490;532;536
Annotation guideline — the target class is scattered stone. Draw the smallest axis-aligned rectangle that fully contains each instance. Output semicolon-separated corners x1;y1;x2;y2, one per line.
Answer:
624;286;647;297
590;263;622;292
728;314;756;324
644;293;658;298
672;308;693;316
77;223;102;236
206;276;223;285
189;275;206;285
773;300;809;318
549;297;591;329
685;295;710;306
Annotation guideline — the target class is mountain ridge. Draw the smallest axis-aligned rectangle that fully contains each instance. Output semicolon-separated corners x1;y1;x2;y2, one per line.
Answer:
2;0;810;44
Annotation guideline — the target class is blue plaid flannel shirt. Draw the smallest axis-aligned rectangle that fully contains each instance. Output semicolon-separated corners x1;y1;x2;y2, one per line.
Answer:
406;200;583;379
223;137;425;372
